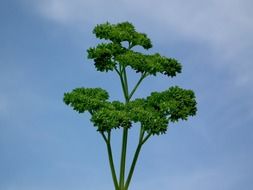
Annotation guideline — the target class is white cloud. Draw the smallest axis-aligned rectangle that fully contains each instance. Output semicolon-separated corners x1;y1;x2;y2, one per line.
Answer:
26;0;253;86
28;0;253;48
29;0;128;24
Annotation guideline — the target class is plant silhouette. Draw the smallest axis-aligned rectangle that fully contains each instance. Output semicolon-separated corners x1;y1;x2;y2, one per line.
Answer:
63;22;197;190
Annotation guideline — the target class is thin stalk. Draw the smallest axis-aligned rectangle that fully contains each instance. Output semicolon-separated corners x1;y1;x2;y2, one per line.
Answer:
115;65;128;100
125;130;151;189
115;54;149;189
141;133;152;145
114;66;121;76
100;131;108;143
129;72;148;100
124;129;143;190
124;143;142;190
122;67;129;100
105;132;119;190
119;127;128;189
138;126;145;143
118;63;130;189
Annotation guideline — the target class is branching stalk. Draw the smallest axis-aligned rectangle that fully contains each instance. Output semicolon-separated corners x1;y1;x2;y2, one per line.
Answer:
141;133;152;145
138;126;145;143
64;22;197;190
119;127;128;189
114;47;150;190
129;72;148;100
122;67;129;100
124;143;142;190
100;131;108;143
118;64;130;189
105;131;119;190
124;126;146;189
115;65;128;101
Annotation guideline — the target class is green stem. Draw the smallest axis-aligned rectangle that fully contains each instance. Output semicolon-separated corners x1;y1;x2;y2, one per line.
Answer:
118;63;130;189
124;127;144;190
105;132;119;190
114;66;121;76
125;130;151;189
129;72;148;100
124;143;142;190
100;131;108;143
115;65;128;100
119;127;128;189
122;67;129;100
138;126;144;143
115;55;149;189
141;133;152;145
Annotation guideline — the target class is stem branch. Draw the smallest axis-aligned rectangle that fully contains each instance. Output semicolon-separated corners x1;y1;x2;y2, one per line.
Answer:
103;131;119;190
124;128;144;189
119;127;128;189
129;72;148;100
141;133;152;145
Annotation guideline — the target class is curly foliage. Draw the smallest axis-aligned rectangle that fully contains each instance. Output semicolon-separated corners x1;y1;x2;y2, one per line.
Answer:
64;86;196;135
87;22;182;77
63;21;197;190
127;98;169;135
87;43;125;72
63;88;109;113
147;86;197;122
116;51;181;76
91;101;131;131
93;22;152;49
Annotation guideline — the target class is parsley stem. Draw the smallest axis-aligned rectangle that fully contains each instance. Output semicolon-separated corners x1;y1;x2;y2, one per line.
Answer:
129;72;148;100
105;131;119;190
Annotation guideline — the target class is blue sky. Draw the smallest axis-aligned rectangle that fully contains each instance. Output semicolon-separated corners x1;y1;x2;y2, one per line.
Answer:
0;0;253;189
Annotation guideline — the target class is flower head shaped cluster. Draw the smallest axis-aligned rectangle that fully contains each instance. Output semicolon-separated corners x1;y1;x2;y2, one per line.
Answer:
64;86;196;135
65;22;196;135
87;22;182;77
63;22;197;190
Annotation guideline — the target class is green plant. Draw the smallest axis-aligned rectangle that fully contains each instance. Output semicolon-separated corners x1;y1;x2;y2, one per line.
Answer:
63;22;197;190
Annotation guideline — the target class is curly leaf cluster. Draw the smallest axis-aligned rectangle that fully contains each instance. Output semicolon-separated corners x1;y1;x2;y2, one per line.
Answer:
91;101;131;131
116;51;181;77
63;88;109;113
146;86;197;122
127;99;169;134
87;22;182;77
87;43;126;72
93;22;152;49
63;87;197;135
